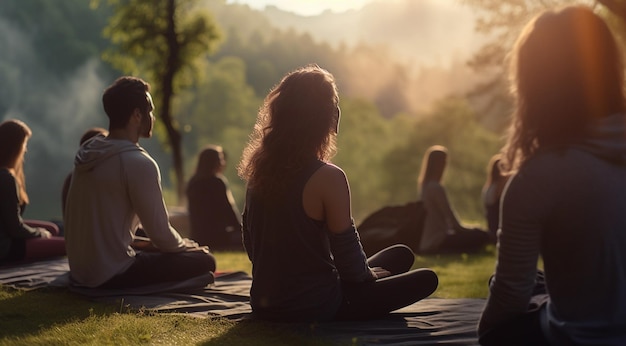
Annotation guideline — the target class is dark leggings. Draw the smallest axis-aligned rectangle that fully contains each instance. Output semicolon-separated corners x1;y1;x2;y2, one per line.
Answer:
479;271;551;346
99;250;216;289
334;244;438;320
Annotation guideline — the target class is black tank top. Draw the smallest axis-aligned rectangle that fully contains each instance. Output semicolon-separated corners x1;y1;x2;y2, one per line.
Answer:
242;159;342;322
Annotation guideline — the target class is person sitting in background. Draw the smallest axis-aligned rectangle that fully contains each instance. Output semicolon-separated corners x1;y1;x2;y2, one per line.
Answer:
187;145;242;251
64;76;215;289
478;6;626;345
418;145;490;254
61;127;109;214
0;119;66;263
238;64;438;322
481;154;509;241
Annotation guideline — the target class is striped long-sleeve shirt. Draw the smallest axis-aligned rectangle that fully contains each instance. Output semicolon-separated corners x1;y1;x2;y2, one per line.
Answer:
479;114;626;345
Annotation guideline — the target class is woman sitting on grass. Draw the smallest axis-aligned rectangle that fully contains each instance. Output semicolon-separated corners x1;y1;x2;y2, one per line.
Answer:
0;119;66;263
238;64;438;322
478;5;626;345
187;145;242;251
418;145;491;254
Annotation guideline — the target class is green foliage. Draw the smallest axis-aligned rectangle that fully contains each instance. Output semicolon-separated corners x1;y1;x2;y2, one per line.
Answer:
0;0;111;116
99;0;222;126
100;0;220;83
0;0;507;222
213;27;341;99
178;56;261;205
1;0;110;76
213;27;416;117
97;0;223;201
334;98;409;220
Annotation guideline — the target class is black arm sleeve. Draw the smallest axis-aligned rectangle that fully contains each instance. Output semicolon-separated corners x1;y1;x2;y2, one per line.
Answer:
328;221;374;283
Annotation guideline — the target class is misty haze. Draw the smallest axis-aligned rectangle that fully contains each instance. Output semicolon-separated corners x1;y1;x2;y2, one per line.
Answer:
1;0;500;223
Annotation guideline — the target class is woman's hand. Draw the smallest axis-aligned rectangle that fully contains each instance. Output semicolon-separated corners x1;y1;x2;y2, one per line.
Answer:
38;228;52;239
182;238;210;253
182;238;199;248
370;266;391;279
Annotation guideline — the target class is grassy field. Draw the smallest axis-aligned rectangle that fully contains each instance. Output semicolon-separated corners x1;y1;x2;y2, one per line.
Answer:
0;248;497;345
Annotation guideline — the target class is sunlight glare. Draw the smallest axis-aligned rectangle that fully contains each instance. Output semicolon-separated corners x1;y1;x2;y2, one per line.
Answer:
226;0;375;16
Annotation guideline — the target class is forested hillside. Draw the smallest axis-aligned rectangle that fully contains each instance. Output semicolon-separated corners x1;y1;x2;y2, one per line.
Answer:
0;0;504;224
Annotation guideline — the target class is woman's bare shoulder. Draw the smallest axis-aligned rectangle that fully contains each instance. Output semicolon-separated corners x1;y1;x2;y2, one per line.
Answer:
304;163;349;196
312;163;347;184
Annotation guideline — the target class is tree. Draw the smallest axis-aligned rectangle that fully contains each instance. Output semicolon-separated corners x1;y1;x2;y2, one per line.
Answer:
95;0;221;202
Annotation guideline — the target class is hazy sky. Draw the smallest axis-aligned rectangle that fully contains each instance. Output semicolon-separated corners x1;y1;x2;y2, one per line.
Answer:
226;0;376;16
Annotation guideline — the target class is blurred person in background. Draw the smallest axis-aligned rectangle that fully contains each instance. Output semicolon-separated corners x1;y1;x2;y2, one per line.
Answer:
0;119;65;263
418;145;490;254
61;127;109;214
481;153;509;241
187;145;242;251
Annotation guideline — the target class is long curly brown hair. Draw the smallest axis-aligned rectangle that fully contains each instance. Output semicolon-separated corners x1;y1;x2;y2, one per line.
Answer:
503;5;625;172
238;64;339;195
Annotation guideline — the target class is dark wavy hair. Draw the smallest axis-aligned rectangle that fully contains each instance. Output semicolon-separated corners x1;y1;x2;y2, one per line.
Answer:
503;5;625;172
0;119;32;204
238;64;339;195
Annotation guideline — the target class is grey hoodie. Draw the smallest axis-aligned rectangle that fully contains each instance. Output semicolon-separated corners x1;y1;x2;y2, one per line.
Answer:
64;135;184;287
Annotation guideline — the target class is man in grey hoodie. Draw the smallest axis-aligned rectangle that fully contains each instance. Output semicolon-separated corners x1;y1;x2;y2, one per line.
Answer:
64;76;216;289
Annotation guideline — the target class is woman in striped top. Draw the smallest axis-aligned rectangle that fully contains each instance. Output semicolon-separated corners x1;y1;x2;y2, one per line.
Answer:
478;5;626;345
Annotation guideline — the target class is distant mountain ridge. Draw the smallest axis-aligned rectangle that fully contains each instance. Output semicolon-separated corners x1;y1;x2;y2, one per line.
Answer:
260;0;485;67
203;0;490;119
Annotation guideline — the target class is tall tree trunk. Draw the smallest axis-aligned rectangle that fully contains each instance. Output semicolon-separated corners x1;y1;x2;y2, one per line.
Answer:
162;0;184;204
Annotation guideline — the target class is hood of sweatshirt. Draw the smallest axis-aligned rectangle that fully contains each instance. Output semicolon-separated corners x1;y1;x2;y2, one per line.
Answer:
576;113;626;165
74;134;144;172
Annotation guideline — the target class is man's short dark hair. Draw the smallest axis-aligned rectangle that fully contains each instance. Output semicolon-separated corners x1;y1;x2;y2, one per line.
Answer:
102;76;151;129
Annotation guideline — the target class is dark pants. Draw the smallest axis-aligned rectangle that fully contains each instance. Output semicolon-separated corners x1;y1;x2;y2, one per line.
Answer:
335;244;438;320
479;271;551;346
99;250;216;289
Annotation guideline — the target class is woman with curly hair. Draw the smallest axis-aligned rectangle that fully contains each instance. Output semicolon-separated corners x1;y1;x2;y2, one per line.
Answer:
238;64;438;322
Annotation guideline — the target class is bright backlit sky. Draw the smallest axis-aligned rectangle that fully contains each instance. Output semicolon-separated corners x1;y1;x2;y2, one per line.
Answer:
226;0;375;16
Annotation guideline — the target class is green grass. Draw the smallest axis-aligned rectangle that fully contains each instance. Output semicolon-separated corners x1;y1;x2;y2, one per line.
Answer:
0;249;498;345
415;245;497;298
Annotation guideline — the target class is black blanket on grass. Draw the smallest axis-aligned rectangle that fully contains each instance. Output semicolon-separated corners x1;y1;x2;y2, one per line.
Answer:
0;257;483;345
